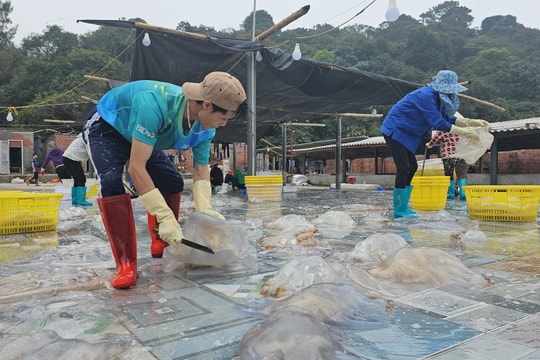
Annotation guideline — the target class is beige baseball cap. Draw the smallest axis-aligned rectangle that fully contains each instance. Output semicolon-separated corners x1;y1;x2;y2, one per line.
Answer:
182;71;247;111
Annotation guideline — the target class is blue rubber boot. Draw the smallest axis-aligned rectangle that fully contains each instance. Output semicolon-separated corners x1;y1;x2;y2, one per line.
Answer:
405;185;417;215
447;180;456;200
71;187;78;206
74;186;93;207
458;178;467;200
393;188;418;219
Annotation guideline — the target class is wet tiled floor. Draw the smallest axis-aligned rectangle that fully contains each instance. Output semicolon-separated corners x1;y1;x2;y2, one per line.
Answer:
0;185;539;359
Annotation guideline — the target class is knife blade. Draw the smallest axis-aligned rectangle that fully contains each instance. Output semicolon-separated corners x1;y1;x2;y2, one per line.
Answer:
153;228;214;254
180;238;215;254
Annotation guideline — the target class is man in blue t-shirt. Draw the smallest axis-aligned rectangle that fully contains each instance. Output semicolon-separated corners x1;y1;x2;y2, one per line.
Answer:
83;71;247;289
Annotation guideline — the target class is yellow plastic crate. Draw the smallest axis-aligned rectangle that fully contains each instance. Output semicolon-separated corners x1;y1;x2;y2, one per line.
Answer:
246;184;282;201
410;176;450;211
0;192;64;234
244;175;283;185
464;185;540;222
87;183;99;198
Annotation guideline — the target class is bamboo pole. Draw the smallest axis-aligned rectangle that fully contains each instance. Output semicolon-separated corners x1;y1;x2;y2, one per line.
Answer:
256;5;310;41
84;75;109;82
133;22;208;41
43;119;75;124
283;122;326;127
457;93;506;112
419;80;505;112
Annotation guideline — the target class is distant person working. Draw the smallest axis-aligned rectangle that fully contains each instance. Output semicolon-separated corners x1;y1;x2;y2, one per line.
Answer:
62;134;93;207
426;130;469;200
40;141;70;181
225;170;246;190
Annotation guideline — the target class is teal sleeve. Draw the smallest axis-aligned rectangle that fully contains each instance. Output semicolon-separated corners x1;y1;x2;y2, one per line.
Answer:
192;138;212;165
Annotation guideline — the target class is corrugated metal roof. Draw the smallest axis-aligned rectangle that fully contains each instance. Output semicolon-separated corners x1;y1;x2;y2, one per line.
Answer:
489;117;540;132
288;117;540;157
293;136;386;154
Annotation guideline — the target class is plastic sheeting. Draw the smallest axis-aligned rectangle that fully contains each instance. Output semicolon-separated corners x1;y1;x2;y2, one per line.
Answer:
77;20;421;142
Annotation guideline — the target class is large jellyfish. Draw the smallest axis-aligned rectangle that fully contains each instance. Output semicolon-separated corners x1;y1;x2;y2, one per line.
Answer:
245;282;390;330
368;247;491;289
261;214;318;249
0;329;130;360
238;306;342;360
259;256;345;298
311;210;356;238
351;232;408;263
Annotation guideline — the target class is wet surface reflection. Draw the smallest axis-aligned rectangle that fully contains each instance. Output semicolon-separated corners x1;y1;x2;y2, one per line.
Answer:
0;188;539;359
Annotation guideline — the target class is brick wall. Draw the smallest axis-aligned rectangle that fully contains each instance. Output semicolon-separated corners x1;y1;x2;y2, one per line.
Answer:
479;149;540;174
319;149;540;175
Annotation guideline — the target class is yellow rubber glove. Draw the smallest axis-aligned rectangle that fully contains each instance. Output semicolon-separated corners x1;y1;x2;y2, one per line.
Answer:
450;125;480;140
140;188;183;247
193;180;225;220
455;117;490;129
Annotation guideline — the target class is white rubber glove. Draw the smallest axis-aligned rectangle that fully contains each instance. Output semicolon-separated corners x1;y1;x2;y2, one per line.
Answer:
193;180;225;220
455;118;490;129
450;125;480;140
140;188;183;247
425;142;433;149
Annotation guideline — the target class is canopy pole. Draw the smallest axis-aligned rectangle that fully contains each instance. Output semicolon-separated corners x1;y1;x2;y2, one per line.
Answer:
246;5;311;176
247;0;258;176
335;116;342;190
282;124;288;185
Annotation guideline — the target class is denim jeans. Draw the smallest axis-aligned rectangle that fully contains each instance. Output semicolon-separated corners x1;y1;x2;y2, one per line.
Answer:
84;115;183;197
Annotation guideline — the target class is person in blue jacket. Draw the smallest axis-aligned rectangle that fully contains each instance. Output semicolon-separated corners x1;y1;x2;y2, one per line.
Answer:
381;70;489;219
83;72;247;289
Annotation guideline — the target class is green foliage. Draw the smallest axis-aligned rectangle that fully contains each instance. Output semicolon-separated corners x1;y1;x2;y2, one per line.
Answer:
21;25;79;59
241;10;275;35
0;0;16;47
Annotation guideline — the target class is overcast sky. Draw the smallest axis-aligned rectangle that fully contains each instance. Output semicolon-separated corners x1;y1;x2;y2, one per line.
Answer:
9;0;538;44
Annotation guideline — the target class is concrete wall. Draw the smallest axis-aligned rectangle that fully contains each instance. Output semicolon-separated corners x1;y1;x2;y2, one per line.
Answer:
1;130;35;174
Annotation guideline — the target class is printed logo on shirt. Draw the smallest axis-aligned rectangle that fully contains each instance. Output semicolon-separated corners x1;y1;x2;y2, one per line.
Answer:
135;124;155;138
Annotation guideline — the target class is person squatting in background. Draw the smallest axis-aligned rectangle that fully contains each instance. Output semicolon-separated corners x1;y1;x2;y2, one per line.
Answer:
62;134;93;207
426;130;469;200
25;153;40;186
40;141;71;181
83;71;247;289
381;70;489;219
224;170;246;190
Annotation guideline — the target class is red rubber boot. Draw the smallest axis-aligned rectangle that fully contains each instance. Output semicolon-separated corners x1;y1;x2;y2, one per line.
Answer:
98;194;137;289
147;192;181;258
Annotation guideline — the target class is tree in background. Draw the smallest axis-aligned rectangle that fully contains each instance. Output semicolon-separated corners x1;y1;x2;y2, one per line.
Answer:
0;0;16;47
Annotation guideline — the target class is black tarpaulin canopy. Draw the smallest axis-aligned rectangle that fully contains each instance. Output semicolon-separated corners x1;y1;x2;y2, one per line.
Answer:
78;19;421;142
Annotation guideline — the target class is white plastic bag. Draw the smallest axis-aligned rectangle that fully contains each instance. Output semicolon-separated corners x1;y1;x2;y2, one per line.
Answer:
416;158;444;176
162;211;249;268
452;127;494;164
